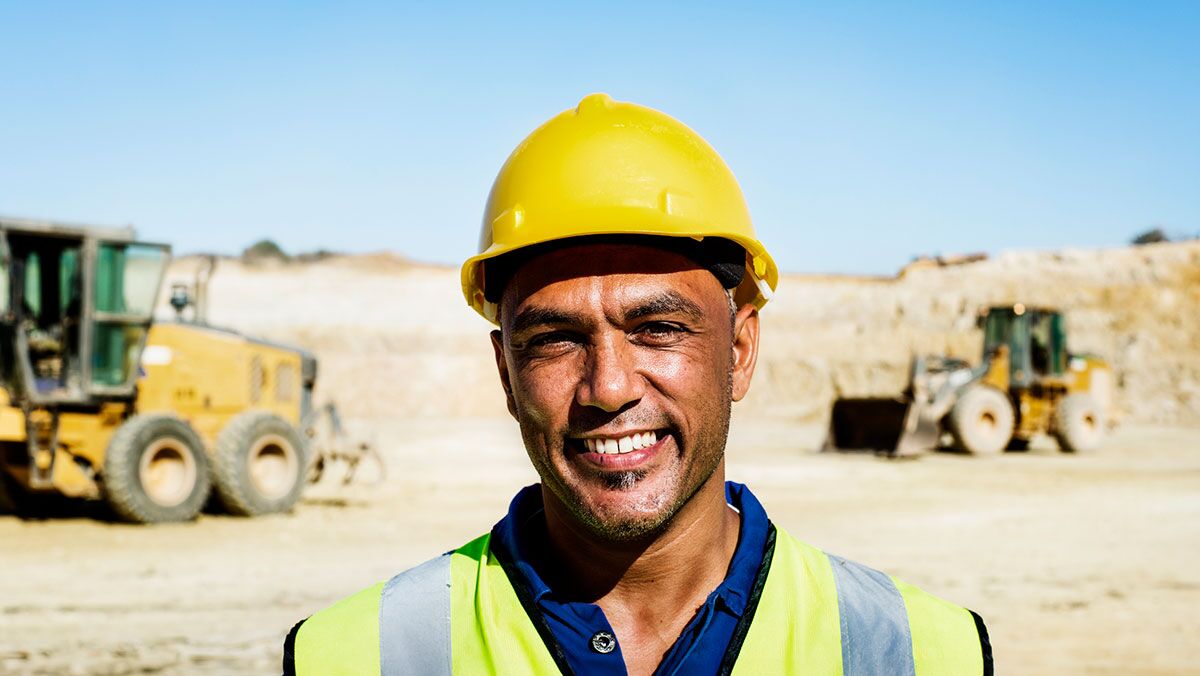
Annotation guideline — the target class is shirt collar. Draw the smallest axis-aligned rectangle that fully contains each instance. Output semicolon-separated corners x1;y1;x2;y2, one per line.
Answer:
491;484;554;603
714;481;769;616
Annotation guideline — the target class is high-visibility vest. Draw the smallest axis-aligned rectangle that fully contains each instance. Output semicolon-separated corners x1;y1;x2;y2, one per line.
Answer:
285;525;992;675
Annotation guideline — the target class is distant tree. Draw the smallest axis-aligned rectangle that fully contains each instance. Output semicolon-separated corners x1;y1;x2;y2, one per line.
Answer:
242;239;289;261
1131;228;1169;245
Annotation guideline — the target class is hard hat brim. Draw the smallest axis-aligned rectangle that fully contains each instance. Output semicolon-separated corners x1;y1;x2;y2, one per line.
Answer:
461;213;777;325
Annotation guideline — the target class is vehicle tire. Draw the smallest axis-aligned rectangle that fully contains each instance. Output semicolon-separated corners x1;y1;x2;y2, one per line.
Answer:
948;385;1015;456
1053;393;1105;453
212;411;308;516
103;414;212;523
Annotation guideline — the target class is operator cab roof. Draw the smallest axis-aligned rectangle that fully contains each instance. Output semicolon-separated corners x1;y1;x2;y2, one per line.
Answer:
0;215;140;243
985;303;1061;316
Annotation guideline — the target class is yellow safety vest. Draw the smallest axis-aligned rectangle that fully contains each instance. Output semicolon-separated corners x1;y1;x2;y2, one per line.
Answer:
285;525;991;675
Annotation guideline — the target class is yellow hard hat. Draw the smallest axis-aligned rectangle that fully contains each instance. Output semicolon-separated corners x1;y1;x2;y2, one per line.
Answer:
462;93;778;324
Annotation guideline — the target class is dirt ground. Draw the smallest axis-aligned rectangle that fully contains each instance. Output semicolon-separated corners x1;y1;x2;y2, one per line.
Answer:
2;419;1197;675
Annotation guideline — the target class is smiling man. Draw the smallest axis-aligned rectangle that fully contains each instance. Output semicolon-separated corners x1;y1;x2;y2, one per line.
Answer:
284;94;993;675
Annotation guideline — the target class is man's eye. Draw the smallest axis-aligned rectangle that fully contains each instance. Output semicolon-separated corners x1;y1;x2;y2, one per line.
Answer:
635;322;686;342
528;331;576;348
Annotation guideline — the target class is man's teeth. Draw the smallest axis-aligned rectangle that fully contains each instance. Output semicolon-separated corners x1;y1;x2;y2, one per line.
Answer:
584;431;658;455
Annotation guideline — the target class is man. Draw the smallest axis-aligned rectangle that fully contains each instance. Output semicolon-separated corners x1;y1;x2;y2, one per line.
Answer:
285;93;992;675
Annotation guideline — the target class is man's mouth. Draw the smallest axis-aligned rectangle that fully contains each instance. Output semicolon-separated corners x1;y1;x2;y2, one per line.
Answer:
566;430;672;471
580;431;659;455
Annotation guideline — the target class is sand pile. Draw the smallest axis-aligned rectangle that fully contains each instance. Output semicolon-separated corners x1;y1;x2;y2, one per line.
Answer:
159;240;1200;429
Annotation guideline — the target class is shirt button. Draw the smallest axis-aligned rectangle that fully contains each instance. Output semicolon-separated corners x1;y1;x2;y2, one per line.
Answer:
590;631;616;654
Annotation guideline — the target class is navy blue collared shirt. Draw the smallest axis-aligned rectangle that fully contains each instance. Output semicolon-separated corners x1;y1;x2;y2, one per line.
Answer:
489;481;770;676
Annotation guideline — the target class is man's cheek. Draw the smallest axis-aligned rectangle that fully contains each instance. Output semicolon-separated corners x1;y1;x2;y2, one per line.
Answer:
650;358;719;400
516;379;571;424
641;353;697;386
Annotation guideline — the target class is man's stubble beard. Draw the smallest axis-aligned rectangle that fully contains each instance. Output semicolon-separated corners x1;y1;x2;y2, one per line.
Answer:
519;372;735;543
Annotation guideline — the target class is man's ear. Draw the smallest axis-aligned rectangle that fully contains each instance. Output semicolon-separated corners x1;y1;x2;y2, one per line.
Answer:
490;330;519;419
730;305;760;402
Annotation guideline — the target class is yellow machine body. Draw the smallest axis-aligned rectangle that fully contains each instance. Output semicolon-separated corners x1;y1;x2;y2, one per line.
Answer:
0;322;311;500
136;323;307;441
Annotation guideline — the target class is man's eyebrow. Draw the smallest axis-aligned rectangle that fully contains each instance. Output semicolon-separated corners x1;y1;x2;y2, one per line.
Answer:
508;292;706;333
624;292;705;322
509;305;585;334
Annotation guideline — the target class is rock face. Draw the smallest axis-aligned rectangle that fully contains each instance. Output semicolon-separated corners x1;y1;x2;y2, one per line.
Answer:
159;241;1200;428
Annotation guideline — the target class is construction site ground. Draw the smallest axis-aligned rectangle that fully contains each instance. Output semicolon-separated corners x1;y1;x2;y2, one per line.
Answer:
1;420;1197;675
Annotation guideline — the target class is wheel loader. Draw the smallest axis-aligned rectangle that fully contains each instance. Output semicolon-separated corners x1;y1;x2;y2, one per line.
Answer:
0;217;319;522
827;304;1114;457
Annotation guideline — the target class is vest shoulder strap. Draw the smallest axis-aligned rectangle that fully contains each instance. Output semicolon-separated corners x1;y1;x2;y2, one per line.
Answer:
827;553;917;675
379;553;453;675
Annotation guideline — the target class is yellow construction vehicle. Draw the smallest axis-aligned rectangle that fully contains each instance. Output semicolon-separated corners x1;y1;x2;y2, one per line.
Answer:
828;303;1114;457
0;217;318;522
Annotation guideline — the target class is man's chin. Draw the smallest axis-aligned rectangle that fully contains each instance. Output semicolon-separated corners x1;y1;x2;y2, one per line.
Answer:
597;469;649;491
576;506;671;542
566;481;679;542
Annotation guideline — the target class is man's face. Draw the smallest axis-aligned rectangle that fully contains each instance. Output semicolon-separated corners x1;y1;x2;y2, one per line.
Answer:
492;242;759;541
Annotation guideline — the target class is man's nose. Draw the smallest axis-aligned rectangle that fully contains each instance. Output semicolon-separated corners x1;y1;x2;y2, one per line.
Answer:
576;335;644;413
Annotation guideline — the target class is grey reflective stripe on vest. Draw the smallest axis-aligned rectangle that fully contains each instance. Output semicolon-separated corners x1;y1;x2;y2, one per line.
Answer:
827;553;915;676
379;553;453;676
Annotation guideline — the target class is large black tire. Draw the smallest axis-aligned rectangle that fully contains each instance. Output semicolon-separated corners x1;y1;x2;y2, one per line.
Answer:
211;411;308;516
1053;393;1105;453
103;414;212;523
948;385;1015;456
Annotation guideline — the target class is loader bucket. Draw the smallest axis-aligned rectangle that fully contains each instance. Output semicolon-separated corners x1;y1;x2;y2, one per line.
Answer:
893;400;941;457
825;397;938;457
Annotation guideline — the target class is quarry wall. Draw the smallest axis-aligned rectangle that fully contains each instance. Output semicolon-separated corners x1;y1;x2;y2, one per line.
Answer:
161;240;1200;432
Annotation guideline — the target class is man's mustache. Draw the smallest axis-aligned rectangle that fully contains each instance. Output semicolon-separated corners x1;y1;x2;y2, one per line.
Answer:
565;406;673;437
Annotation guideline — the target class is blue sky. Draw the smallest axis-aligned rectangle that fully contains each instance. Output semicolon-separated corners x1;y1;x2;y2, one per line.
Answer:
1;2;1196;274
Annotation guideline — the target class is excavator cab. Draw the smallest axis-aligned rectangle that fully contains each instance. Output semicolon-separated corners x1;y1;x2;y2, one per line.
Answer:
979;305;1068;389
0;223;168;407
7;232;86;400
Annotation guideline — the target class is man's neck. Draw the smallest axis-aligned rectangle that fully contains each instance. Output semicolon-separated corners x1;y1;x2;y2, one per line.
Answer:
536;466;741;668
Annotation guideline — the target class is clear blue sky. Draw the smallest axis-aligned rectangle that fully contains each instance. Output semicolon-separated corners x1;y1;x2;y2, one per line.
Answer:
1;2;1197;274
